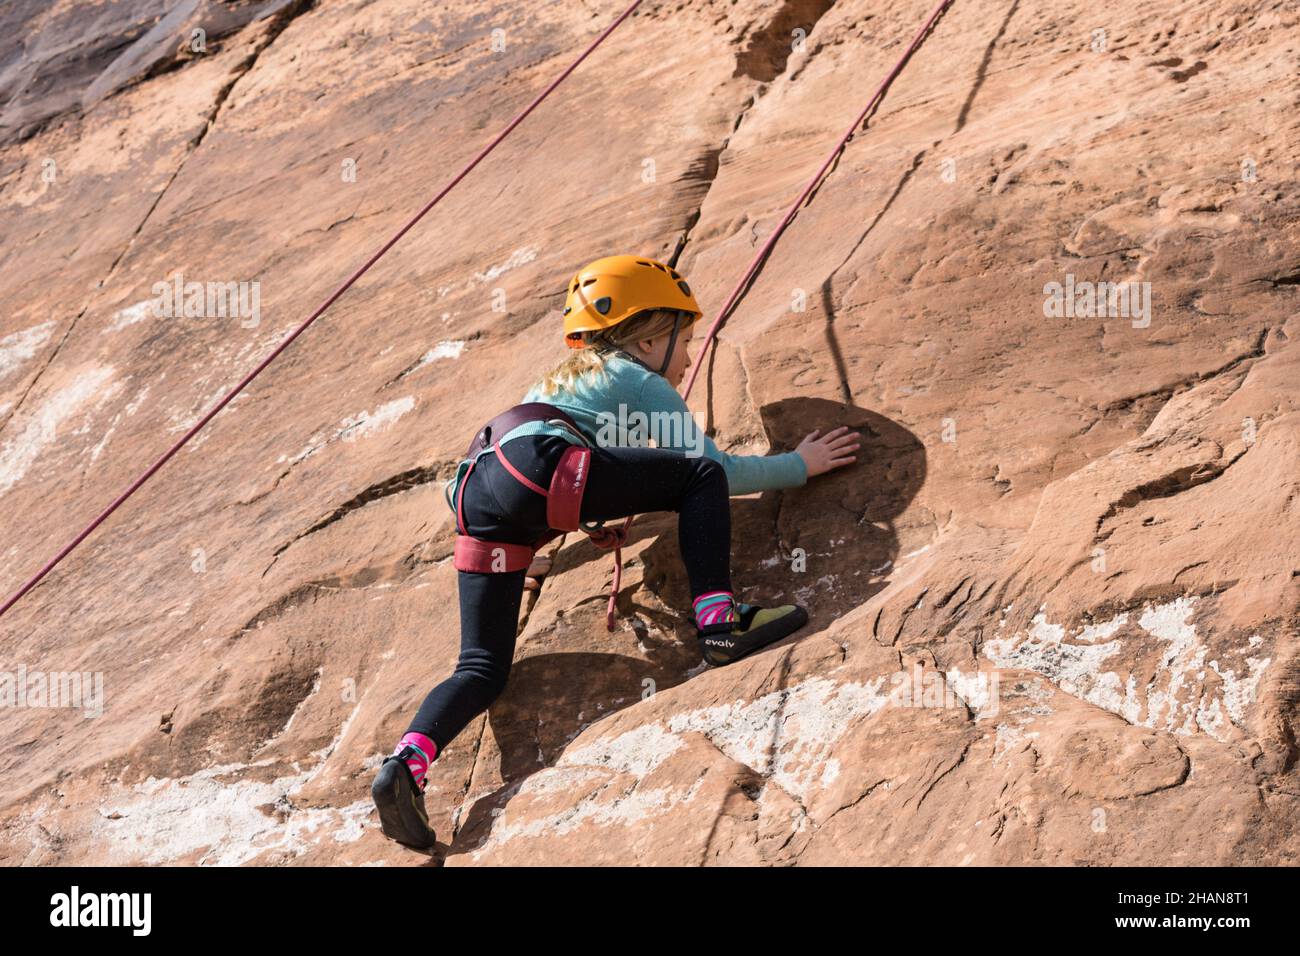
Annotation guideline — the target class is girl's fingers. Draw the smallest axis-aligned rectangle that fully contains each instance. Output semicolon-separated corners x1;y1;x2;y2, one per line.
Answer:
807;426;865;448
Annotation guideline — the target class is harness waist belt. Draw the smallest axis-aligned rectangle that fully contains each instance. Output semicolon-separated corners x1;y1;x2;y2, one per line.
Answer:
450;403;603;574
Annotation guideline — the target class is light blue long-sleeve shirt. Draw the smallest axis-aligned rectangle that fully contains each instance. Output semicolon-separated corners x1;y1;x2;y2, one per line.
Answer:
521;351;807;495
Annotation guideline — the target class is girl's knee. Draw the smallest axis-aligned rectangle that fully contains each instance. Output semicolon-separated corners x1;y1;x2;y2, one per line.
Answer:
453;654;511;699
690;455;728;491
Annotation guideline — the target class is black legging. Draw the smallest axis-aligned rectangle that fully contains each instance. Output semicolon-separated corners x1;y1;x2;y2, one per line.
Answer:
407;434;732;754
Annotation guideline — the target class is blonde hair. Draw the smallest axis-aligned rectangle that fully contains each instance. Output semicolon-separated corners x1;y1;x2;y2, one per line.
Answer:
533;308;694;397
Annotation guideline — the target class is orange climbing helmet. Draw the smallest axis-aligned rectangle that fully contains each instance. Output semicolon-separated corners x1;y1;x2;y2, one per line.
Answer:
562;254;702;349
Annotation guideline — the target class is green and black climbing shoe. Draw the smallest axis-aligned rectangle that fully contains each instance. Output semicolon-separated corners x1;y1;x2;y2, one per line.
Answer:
696;602;809;666
371;747;437;850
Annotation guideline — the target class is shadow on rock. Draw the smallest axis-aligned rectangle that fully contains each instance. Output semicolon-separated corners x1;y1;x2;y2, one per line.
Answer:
442;648;668;860
637;397;927;627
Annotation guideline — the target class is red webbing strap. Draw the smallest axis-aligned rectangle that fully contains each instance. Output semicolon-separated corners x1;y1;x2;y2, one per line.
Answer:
545;446;590;532
493;442;549;496
453;537;535;573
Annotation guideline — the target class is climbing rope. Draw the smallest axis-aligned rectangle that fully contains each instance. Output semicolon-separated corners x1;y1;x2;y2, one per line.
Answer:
682;0;955;399
597;0;955;630
0;0;645;620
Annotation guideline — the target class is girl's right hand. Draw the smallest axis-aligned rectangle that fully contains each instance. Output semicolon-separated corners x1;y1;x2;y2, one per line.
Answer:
796;426;861;478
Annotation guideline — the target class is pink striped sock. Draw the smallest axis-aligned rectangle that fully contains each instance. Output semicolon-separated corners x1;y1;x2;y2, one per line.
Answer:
394;732;438;790
693;590;737;628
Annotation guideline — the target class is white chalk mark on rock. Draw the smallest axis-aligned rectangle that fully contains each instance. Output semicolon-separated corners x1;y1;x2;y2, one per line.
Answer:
0;321;56;381
0;365;117;496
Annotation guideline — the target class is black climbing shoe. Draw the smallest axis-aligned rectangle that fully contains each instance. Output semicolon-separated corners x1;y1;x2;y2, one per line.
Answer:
696;603;809;666
371;747;437;850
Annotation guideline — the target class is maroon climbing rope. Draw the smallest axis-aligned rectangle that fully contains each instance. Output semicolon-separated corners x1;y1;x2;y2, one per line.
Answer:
682;0;955;399
0;0;644;620
599;0;955;630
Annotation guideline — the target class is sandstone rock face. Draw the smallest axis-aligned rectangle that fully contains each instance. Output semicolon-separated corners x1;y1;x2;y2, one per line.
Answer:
0;0;1296;865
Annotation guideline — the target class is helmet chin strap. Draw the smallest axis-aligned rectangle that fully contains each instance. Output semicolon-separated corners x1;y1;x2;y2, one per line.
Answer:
615;311;685;379
656;312;684;377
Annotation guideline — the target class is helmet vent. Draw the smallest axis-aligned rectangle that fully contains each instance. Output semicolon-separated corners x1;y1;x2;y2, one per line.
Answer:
677;280;691;296
594;296;612;314
581;278;597;287
636;260;653;267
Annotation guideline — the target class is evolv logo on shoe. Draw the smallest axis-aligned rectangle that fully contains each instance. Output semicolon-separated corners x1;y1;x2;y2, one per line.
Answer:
49;886;151;936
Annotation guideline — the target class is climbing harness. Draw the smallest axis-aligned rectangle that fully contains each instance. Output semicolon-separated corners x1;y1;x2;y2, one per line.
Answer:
445;402;626;575
0;0;646;619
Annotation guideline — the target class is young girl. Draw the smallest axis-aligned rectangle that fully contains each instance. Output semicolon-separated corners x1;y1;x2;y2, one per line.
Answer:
372;254;860;848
